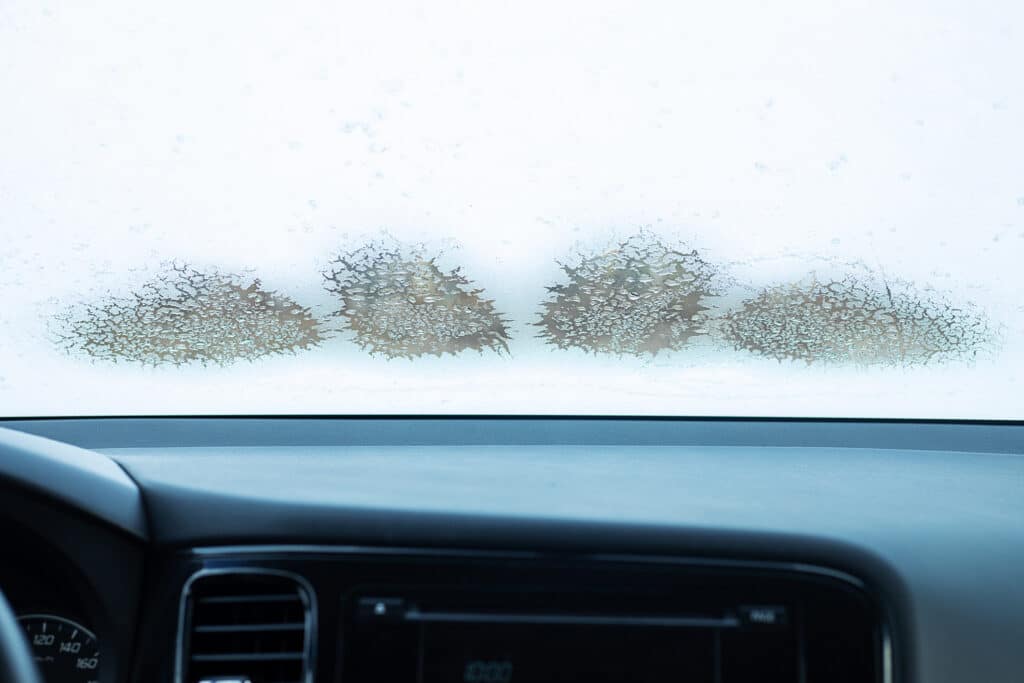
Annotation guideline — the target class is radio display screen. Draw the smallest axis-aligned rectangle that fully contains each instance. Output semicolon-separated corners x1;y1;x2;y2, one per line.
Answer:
422;622;715;683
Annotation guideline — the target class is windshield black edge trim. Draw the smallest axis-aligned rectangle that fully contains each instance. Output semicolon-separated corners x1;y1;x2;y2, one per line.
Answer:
3;416;1020;454
2;415;1022;425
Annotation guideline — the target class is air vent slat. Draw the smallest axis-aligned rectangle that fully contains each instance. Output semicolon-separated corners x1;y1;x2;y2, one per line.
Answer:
179;572;314;683
194;623;306;633
191;652;305;662
198;594;301;605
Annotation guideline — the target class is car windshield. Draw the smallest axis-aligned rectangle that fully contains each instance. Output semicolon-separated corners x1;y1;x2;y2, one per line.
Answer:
1;0;1021;419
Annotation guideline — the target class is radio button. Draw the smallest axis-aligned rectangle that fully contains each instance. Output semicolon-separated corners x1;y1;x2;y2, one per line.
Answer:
357;597;406;621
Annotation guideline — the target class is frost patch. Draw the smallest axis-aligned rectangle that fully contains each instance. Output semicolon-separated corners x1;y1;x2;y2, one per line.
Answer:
55;265;324;366
323;241;511;359
721;274;992;366
537;232;718;356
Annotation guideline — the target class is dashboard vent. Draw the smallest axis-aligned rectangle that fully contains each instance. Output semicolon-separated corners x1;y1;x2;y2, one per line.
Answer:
179;571;315;683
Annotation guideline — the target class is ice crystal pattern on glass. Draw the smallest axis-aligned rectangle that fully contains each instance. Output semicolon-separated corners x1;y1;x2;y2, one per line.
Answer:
721;274;991;365
323;242;511;359
536;233;717;356
55;265;324;366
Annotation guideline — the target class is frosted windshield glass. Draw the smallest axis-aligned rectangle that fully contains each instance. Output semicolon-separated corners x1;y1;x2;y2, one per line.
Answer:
1;0;1021;418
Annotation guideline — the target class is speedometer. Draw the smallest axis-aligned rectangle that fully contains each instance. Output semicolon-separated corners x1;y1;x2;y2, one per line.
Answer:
17;614;100;683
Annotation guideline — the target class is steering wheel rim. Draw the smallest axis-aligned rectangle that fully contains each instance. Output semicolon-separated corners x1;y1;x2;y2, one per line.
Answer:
0;589;41;683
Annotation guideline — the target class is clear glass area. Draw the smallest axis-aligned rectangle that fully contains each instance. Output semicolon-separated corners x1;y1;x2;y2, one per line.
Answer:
1;0;1022;418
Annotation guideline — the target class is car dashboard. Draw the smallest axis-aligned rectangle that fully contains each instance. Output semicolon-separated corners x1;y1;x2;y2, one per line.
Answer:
0;417;1021;683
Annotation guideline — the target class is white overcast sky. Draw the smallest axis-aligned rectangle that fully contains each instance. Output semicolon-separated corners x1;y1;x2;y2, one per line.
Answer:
0;0;1022;418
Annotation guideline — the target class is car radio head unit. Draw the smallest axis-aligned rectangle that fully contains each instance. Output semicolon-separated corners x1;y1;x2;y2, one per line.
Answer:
173;550;887;683
340;558;881;683
353;598;750;682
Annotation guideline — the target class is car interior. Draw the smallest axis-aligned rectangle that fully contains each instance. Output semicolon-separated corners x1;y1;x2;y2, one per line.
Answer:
0;418;1022;683
2;0;1022;682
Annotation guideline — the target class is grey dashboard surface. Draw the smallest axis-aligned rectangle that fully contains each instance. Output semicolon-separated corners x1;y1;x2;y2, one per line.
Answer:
0;426;146;538
2;417;1024;683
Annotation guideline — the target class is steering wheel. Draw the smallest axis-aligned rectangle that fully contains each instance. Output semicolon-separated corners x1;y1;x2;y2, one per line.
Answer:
0;590;41;683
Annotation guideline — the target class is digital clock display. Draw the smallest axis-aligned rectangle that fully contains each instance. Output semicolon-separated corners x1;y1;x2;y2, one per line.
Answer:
421;622;714;683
